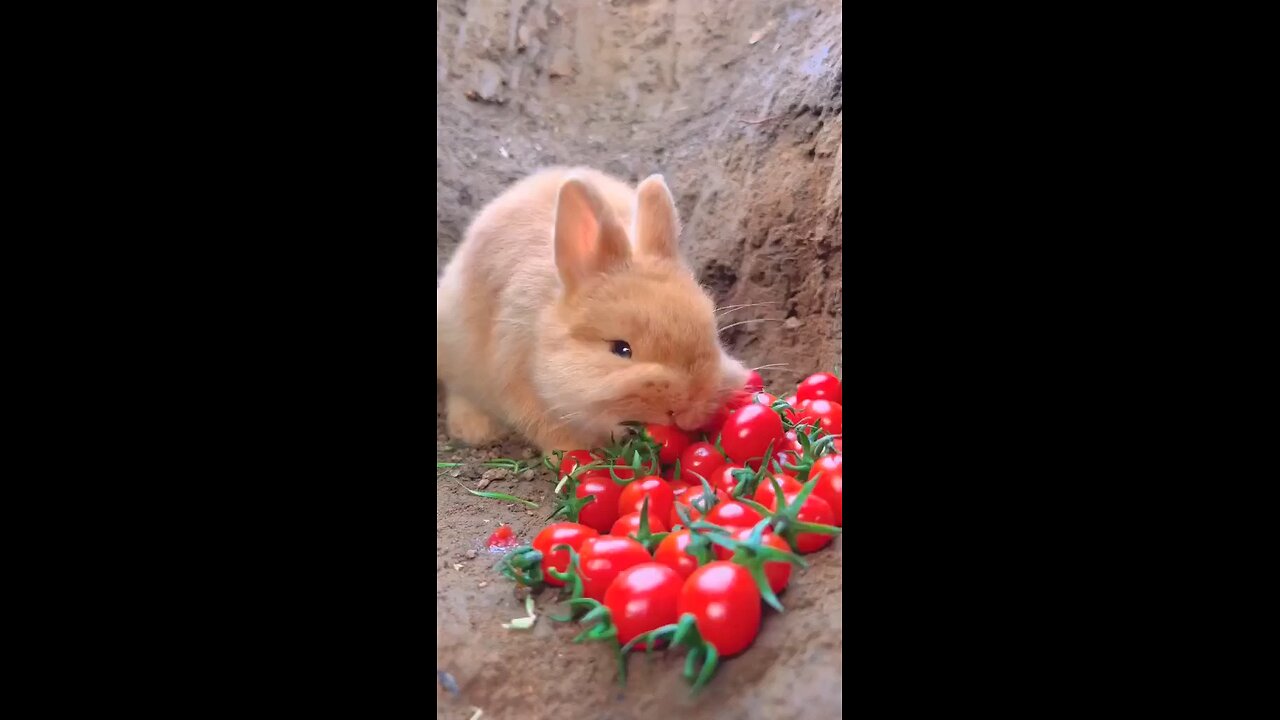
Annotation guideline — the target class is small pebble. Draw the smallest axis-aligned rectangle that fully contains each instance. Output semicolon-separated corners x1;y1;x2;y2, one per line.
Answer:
437;669;460;696
478;581;488;588
478;468;510;489
465;549;478;559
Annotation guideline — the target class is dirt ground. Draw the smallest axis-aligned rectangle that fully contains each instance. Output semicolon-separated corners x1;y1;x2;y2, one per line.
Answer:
437;1;842;717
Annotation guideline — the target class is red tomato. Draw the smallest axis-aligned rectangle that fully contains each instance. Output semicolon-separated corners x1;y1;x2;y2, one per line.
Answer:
796;372;842;404
654;529;701;579
796;399;842;435
720;403;785;466
809;455;843;526
531;522;598;586
645;424;692;465
752;473;803;507
485;524;518;550
713;527;795;594
678;562;762;657
744;370;764;392
704;500;763;531
559;449;597;480
833;437;843;453
617;476;676;525
763;491;837;553
611;509;669;536
678;442;726;485
752;392;778;407
711;464;747;495
604;562;683;646
783;430;803;452
668;479;693;498
670;486;728;528
579;535;652;600
574;475;623;534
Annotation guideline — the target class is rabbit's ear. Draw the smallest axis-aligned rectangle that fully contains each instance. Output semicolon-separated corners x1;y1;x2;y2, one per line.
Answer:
554;177;631;293
634;174;680;260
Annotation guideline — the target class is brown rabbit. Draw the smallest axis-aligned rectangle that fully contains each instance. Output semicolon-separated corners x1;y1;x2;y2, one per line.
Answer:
436;167;749;454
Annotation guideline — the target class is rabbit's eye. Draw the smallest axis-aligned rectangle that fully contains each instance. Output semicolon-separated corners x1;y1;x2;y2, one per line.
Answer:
610;340;632;359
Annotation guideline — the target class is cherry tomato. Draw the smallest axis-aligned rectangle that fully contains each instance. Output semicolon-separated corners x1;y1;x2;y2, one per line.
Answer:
678;561;762;657
720;403;785;466
752;473;802;507
711;464;748;495
559;450;597;480
744;370;764;392
668;479;694;498
579;535;652;600
763;490;837;553
679;441;726;485
670;486;729;528
654;529;701;579
783;430;803;452
618;476;676;525
485;524;518;550
531;522;598;586
752;391;778;407
809;455;843;526
611;509;669;536
605;562;683;647
796;372;841;405
645;424;692;465
575;475;623;534
713;527;795;594
704;499;763;531
796;399;842;435
833;437;843;453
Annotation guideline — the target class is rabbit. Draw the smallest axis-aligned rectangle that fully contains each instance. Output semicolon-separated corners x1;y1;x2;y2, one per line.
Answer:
436;166;749;454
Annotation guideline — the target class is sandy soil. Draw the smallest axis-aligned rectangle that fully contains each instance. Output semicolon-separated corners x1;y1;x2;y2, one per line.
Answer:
437;1;842;717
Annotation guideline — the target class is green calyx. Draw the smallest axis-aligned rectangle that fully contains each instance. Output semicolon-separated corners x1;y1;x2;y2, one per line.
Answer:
599;427;662;473
498;545;544;588
672;474;722;529
728;454;777;499
563;596;629;686
547;486;596;523
740;477;841;553
605;449;647;486
621;613;720;694
774;424;838;480
626;495;669;553
546;545;587;620
692;518;806;612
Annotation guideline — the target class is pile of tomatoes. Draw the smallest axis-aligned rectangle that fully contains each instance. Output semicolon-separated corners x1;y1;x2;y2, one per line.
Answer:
497;371;844;691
